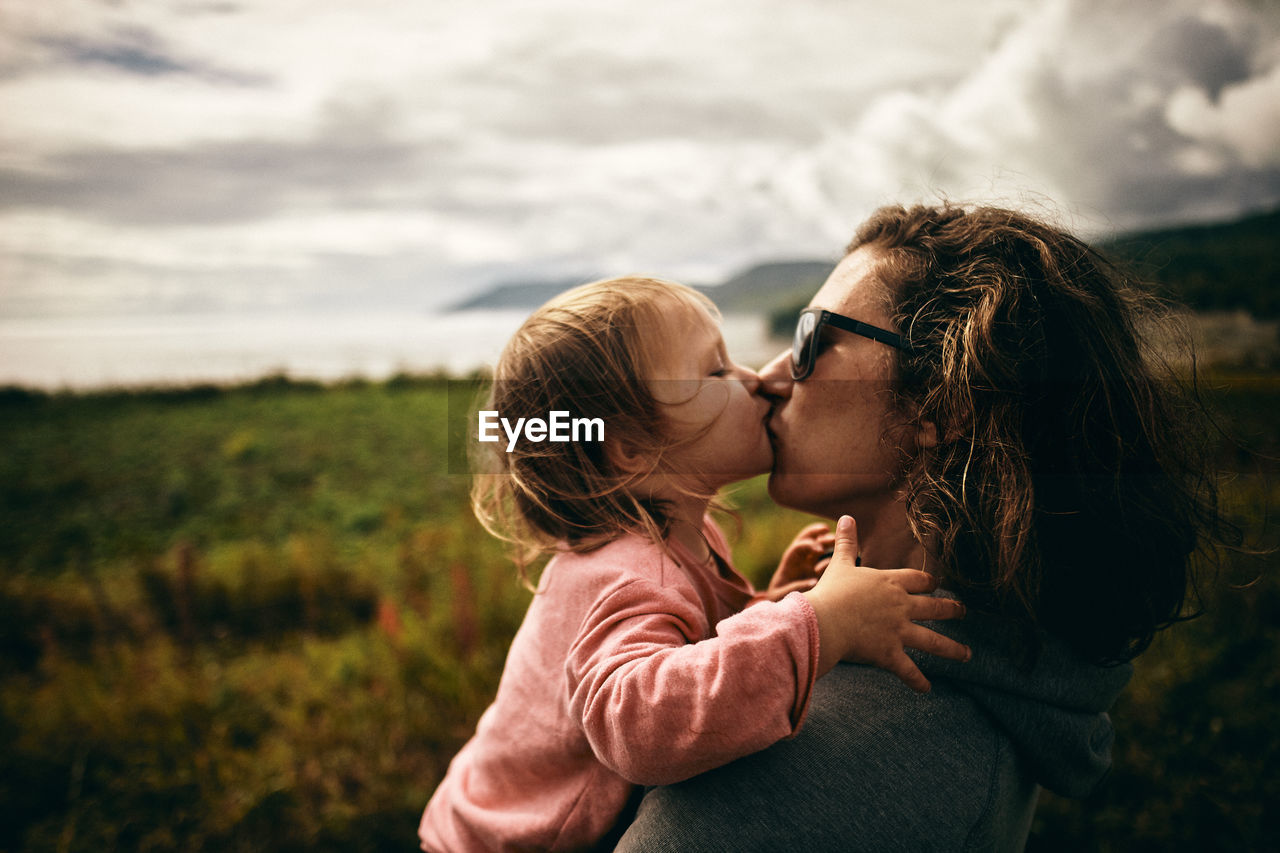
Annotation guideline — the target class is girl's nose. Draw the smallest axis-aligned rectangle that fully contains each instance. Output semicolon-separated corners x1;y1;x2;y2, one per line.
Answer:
758;350;793;400
733;363;762;393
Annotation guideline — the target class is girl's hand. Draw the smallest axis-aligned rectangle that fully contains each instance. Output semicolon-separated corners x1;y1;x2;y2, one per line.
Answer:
764;522;835;600
802;515;970;691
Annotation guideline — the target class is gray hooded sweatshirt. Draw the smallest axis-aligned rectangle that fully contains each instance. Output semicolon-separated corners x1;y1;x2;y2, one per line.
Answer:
614;603;1132;852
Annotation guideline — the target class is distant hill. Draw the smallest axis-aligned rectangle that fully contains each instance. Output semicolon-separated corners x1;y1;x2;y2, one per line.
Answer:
700;260;836;312
761;205;1280;337
451;205;1278;319
447;279;601;311
1102;205;1279;317
445;261;837;313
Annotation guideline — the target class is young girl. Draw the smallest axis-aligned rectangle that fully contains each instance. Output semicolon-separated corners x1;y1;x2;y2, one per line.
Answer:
419;277;969;852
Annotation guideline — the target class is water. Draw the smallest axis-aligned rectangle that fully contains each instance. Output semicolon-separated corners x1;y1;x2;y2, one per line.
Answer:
0;310;785;390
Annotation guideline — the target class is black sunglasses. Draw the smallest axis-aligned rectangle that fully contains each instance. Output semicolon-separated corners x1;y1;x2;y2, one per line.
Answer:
790;308;910;381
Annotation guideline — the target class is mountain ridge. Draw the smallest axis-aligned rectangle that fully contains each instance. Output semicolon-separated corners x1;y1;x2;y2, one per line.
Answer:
448;205;1279;317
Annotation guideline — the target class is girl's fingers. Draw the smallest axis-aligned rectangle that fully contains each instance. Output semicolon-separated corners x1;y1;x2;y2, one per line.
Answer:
878;568;939;594
903;625;971;663
788;522;832;550
772;578;819;597
906;595;966;622
799;522;832;539
885;653;931;693
830;515;858;563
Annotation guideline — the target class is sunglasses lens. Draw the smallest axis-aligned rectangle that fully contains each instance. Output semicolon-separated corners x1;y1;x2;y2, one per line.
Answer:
792;311;817;379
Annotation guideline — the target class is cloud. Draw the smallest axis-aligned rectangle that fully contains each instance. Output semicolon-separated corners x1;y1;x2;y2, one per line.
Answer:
3;9;268;86
1;0;1278;322
35;26;268;85
0;100;432;226
0;210;503;317
785;0;1280;232
1167;59;1280;168
1144;14;1255;97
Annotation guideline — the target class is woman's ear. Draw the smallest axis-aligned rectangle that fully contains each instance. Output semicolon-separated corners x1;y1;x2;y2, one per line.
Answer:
916;420;940;449
917;415;972;448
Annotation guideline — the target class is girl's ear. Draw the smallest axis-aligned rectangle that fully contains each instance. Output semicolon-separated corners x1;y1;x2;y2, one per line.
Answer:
606;437;649;476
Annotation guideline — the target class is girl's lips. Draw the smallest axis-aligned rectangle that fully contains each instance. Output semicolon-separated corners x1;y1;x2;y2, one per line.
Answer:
765;421;782;456
765;405;782;440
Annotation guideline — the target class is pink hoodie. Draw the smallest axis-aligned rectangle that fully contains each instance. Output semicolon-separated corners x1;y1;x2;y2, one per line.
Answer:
419;517;820;852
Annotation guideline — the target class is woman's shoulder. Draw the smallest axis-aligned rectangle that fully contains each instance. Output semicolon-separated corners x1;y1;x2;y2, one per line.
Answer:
616;667;1020;852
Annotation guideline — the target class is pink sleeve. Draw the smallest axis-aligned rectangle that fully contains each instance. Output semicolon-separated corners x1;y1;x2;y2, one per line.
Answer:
566;583;820;786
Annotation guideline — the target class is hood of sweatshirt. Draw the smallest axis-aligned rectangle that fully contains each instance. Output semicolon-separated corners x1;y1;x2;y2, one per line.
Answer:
910;594;1132;798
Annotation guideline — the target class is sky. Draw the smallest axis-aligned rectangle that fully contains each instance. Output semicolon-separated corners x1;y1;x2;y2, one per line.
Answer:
2;0;1280;319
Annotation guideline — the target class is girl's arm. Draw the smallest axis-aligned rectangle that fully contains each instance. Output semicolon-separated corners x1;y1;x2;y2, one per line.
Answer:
566;517;969;787
566;578;820;787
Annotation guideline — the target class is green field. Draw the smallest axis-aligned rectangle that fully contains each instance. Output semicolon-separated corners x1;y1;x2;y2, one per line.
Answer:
0;373;1275;851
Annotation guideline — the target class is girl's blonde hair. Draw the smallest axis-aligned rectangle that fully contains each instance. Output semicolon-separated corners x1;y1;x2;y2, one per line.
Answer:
471;276;722;582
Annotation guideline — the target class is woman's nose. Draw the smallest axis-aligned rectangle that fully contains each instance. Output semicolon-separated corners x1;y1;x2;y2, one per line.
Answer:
758;350;793;399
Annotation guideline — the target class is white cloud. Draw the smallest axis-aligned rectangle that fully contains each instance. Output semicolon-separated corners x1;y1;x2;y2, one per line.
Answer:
1;0;1278;319
777;0;1280;234
1167;60;1280;168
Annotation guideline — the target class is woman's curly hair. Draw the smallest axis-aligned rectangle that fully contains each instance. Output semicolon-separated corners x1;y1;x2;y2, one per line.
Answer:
852;203;1232;664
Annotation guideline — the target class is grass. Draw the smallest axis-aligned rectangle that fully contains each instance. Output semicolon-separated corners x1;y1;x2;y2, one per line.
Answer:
0;372;1275;851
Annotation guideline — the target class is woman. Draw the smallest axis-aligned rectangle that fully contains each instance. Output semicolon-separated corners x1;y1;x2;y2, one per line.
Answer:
615;203;1228;851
